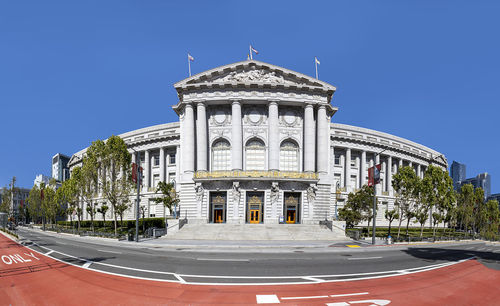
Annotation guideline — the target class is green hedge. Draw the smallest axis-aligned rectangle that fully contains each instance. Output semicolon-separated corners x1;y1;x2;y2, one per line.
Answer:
57;217;166;229
349;227;466;238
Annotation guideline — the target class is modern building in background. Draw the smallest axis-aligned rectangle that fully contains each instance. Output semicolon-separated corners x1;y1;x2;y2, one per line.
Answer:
488;193;500;206
34;174;51;187
450;160;492;199
52;153;70;182
68;60;448;227
450;161;466;190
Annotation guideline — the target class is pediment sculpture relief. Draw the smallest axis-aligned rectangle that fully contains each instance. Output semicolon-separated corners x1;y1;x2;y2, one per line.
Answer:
210;70;301;85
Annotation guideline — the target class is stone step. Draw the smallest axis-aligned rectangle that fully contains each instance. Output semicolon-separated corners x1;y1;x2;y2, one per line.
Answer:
165;223;346;241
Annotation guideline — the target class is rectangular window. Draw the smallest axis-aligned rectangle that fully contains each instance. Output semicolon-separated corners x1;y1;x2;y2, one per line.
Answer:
350;156;356;167
169;173;176;183
153;155;160;167
334;153;341;165
153;174;160;187
169;153;176;165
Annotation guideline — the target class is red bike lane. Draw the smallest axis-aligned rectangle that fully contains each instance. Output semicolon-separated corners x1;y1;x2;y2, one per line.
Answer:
1;233;499;305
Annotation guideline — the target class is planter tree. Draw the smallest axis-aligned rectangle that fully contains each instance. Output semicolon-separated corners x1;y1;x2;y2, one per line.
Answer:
57;172;80;229
152;181;179;227
392;166;420;238
97;135;133;235
80;141;102;232
96;204;109;228
27;185;42;224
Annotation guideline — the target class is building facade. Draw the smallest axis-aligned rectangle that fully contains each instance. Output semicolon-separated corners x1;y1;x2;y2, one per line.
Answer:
450;161;466;190
68;60;448;226
52;153;70;182
459;173;491;200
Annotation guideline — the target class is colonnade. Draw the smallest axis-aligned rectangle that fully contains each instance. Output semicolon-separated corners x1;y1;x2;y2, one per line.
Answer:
131;146;179;189
334;146;426;195
182;101;331;175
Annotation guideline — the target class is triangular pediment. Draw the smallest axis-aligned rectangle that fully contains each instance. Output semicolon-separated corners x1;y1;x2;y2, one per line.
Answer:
174;60;336;92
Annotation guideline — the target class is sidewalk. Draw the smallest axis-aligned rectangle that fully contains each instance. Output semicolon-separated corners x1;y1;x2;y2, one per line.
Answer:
15;226;481;253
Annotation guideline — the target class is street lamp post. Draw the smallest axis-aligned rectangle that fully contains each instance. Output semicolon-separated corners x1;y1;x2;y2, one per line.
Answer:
130;148;141;243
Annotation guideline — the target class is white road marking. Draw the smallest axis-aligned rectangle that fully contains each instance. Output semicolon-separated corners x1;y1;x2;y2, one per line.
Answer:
256;295;280;304
97;249;122;254
196;258;249;262
330;292;369;298
83;261;93;268
56;241;67;245
9;234;474;287
45;250;54;255
281;295;329;300
347;256;382;260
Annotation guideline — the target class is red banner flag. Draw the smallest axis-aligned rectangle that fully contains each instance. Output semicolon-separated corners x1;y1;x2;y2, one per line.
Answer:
368;164;382;187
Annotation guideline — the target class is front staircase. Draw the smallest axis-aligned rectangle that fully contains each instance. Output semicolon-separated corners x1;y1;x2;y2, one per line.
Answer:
164;223;347;241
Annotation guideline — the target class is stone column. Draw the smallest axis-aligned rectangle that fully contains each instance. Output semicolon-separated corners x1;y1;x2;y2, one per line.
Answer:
417;164;421;178
175;145;180;186
144;150;150;188
132;152;136;164
268;101;279;171
316;104;328;173
375;154;381;194
387;155;393;195
159;147;165;182
345;148;351;191
182;103;195;174
196;102;208;171
231;100;243;171
340;153;346;187
361;150;366;187
304;103;315;172
398;158;403;170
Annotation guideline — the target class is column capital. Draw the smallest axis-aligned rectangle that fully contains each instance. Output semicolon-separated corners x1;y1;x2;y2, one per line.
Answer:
304;102;315;109
194;99;206;105
231;99;242;105
268;99;279;106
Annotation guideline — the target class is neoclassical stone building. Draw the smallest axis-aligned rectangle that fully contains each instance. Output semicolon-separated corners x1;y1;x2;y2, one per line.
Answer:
68;60;447;226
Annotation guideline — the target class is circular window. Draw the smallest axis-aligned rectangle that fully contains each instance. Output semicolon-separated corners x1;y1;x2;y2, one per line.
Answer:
248;109;262;124
283;110;297;125
214;110;226;124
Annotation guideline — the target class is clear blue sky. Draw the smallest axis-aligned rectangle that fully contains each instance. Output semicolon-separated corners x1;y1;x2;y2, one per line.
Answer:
1;1;499;193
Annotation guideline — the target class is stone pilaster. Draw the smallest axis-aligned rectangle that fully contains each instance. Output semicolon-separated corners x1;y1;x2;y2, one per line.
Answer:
361;150;366;187
268;101;279;171
182;103;195;174
160;147;165;182
316;104;328;173
196;102;208;171
345;148;351;191
304;103;315;172
231;100;242;171
144;149;150;188
387;155;393;195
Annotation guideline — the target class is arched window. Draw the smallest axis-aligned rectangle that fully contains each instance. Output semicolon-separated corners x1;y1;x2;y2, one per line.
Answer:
211;139;231;171
245;139;266;170
280;140;299;171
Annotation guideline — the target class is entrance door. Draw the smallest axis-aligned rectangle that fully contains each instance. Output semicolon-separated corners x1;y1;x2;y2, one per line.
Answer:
246;192;264;224
283;192;301;224
210;192;226;223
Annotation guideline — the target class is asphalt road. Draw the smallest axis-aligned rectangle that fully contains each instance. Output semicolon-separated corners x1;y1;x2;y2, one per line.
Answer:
15;227;500;284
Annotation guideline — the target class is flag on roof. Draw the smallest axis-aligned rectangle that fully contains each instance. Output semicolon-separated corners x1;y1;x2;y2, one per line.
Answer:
315;56;320;65
188;53;194;61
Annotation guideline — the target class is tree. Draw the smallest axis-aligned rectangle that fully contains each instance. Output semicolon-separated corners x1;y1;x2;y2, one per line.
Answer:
473;188;485;236
79;141;102;232
96;204;109;228
392;166;420;238
152;181;179;223
115;201;130;229
57;174;80;229
28;185;42;224
414;207;429;238
98;136;134;235
1;177;19;219
385;209;399;236
456;184;475;232
421;165;455;238
339;185;374;229
481;200;499;240
42;180;58;225
0;187;10;214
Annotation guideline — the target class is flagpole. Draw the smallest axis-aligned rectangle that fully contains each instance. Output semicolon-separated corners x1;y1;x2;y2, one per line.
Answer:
315;57;318;79
249;45;253;60
188;54;191;77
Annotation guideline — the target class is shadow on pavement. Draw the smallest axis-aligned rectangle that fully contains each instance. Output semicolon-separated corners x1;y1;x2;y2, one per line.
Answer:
402;246;500;270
